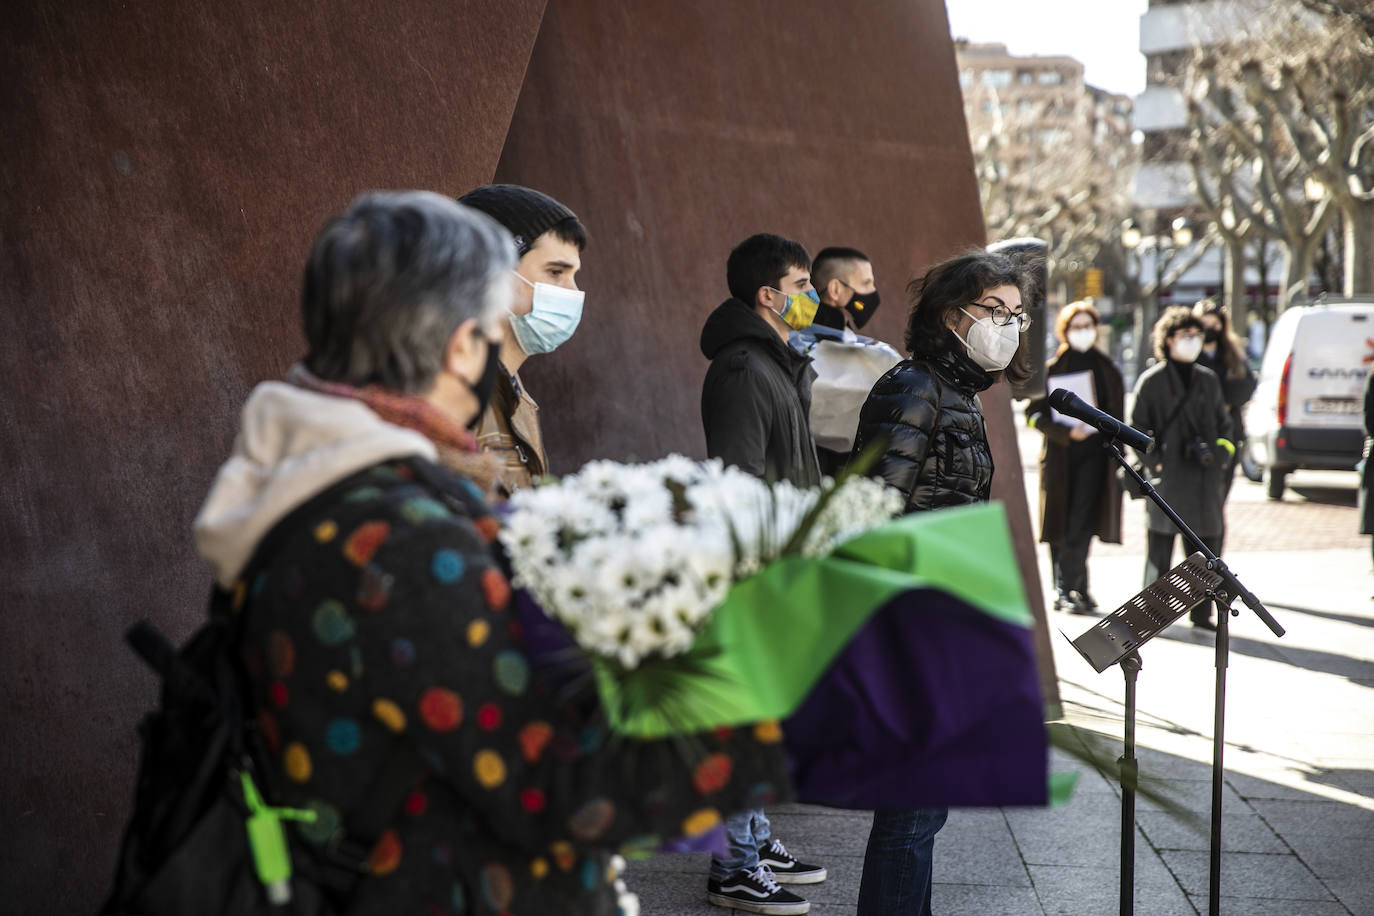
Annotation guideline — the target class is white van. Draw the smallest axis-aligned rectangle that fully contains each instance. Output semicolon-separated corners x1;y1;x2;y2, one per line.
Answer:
1245;298;1374;500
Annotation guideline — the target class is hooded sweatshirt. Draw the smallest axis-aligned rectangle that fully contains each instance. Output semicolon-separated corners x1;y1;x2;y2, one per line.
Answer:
191;380;794;916
193;382;435;587
699;299;821;486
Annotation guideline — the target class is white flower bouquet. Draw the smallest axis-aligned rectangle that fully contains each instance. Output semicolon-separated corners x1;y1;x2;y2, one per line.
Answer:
499;455;903;672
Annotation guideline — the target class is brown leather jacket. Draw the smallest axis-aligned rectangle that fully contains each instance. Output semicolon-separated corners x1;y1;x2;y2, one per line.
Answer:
474;366;548;500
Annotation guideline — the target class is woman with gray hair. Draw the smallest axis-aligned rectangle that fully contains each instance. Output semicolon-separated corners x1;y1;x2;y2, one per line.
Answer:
192;191;791;915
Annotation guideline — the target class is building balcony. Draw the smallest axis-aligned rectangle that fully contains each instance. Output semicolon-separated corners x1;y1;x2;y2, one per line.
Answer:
1132;161;1195;209
1139;0;1270;56
1133;86;1188;132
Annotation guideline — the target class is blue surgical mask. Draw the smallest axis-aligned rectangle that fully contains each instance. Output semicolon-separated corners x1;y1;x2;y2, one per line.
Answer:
510;273;584;355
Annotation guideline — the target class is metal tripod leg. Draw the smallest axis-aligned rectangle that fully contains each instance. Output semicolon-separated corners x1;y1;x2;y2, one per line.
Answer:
1119;651;1142;916
1209;596;1231;916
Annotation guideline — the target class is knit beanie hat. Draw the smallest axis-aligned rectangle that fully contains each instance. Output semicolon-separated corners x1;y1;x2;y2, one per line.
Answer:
457;184;577;256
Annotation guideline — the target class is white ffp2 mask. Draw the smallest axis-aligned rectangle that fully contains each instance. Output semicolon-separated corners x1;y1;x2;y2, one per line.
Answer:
954;308;1021;371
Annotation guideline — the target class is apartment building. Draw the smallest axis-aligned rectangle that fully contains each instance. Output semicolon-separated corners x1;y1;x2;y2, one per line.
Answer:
1133;0;1280;307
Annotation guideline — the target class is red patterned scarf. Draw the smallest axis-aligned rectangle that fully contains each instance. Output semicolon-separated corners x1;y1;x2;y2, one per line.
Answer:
287;364;502;492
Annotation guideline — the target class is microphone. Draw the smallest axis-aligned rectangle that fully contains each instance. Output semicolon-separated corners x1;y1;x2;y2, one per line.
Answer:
1047;388;1153;452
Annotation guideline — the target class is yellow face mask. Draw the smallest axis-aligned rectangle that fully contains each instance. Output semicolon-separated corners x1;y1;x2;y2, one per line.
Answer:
769;287;820;331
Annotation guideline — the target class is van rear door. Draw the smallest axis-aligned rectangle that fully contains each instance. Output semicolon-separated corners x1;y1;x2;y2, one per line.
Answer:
1287;305;1374;430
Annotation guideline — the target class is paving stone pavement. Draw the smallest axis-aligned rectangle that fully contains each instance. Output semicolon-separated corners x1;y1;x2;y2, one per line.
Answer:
622;415;1374;915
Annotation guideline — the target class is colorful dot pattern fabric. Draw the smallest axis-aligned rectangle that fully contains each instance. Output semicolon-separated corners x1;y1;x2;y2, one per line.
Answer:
237;459;791;915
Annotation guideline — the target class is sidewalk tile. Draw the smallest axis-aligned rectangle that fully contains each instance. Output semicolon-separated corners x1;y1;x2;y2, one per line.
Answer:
768;811;874;858
1328;767;1374;800
1005;805;1162;872
624;849;711;876
934;812;1031;887
627;870;737;914
1134;777;1245;812
1027;864;1194;916
933;882;1044;915
1249;798;1374;839
1279;834;1374;880
770;802;864;818
1227;768;1344;802
1183;895;1351;915
1160;850;1333;900
1136;809;1286;853
1325;878;1374;915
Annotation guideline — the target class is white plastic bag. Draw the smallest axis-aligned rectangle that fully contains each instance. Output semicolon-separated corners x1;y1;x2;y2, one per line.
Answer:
807;338;903;453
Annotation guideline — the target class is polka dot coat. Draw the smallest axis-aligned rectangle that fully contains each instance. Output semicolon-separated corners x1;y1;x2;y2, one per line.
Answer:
236;458;791;915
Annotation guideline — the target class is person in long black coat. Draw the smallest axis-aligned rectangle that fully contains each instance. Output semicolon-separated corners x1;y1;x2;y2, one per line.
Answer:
1130;306;1233;628
849;249;1034;916
1358;367;1374;571
1024;301;1124;614
1194;299;1256;502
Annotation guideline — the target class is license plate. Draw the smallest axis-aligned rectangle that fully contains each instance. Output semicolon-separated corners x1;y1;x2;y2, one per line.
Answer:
1305;398;1359;415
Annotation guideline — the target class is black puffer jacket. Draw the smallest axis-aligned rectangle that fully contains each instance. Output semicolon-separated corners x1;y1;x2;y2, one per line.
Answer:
700;299;822;486
851;346;996;512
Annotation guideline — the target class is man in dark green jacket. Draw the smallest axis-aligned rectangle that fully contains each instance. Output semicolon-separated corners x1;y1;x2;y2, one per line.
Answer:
698;233;825;914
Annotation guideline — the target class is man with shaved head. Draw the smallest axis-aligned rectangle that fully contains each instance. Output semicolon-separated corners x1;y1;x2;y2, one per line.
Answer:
797;247;895;476
810;246;882;334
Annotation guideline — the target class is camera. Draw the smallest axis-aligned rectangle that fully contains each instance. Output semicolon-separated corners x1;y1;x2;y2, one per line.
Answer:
1183;435;1214;467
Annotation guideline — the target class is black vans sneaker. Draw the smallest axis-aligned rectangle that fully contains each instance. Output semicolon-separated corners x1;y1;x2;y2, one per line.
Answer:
707;865;810;914
756;838;827;884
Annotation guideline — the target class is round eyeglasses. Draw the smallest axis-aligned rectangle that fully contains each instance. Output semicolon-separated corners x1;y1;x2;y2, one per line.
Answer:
969;298;1032;332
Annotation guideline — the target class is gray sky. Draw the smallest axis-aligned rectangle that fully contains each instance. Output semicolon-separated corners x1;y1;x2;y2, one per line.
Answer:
944;0;1150;97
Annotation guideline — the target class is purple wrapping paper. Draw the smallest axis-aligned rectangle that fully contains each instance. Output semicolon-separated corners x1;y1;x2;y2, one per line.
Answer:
783;589;1047;809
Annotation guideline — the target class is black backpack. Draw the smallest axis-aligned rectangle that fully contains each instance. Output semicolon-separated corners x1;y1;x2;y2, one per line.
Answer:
101;476;425;915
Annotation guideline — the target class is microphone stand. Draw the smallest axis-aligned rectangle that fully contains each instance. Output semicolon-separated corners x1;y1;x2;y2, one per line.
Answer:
1104;439;1284;916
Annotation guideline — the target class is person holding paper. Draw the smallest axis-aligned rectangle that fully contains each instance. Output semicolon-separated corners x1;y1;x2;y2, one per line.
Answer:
1024;301;1124;615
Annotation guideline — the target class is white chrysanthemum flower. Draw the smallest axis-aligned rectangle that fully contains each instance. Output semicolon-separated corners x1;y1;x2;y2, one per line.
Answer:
620;484;674;532
655;453;706;486
500;454;904;670
499;509;558;562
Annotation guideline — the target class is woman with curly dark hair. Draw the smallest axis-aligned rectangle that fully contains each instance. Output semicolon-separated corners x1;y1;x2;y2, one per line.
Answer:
1193;298;1256;499
1130;306;1233;628
1024;300;1125;615
848;249;1031;915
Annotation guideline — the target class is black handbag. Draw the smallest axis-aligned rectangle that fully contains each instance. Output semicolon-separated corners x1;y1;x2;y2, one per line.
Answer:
101;478;426;916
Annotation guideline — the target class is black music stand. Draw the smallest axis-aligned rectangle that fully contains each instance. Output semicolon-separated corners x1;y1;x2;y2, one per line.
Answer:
1064;437;1285;916
1067;552;1224;916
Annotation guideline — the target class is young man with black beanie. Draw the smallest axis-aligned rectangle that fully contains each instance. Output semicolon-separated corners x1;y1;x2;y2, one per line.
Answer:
699;233;827;914
456;184;587;498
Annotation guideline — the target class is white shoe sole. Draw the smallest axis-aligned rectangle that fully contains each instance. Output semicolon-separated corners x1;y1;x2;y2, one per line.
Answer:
707;892;811;914
766;867;827;885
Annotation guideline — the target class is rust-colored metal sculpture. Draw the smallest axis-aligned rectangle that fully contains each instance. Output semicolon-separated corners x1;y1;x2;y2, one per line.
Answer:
0;1;1052;909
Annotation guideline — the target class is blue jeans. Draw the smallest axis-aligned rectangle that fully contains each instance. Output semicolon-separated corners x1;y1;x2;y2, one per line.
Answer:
857;807;948;915
709;808;772;880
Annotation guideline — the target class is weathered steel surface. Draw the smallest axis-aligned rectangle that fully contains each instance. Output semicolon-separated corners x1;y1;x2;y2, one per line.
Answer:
497;0;1057;707
1;0;1054;909
0;1;544;908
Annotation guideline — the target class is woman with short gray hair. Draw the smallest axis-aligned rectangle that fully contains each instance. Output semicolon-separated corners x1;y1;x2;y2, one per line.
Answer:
188;191;791;915
300;190;513;394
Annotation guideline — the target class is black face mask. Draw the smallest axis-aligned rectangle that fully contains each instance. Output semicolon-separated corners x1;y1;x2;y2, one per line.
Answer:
1203;328;1221;344
466;339;502;430
842;282;882;329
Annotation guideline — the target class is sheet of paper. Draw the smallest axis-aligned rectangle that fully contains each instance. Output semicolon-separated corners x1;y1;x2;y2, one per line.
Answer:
1048;370;1095;430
